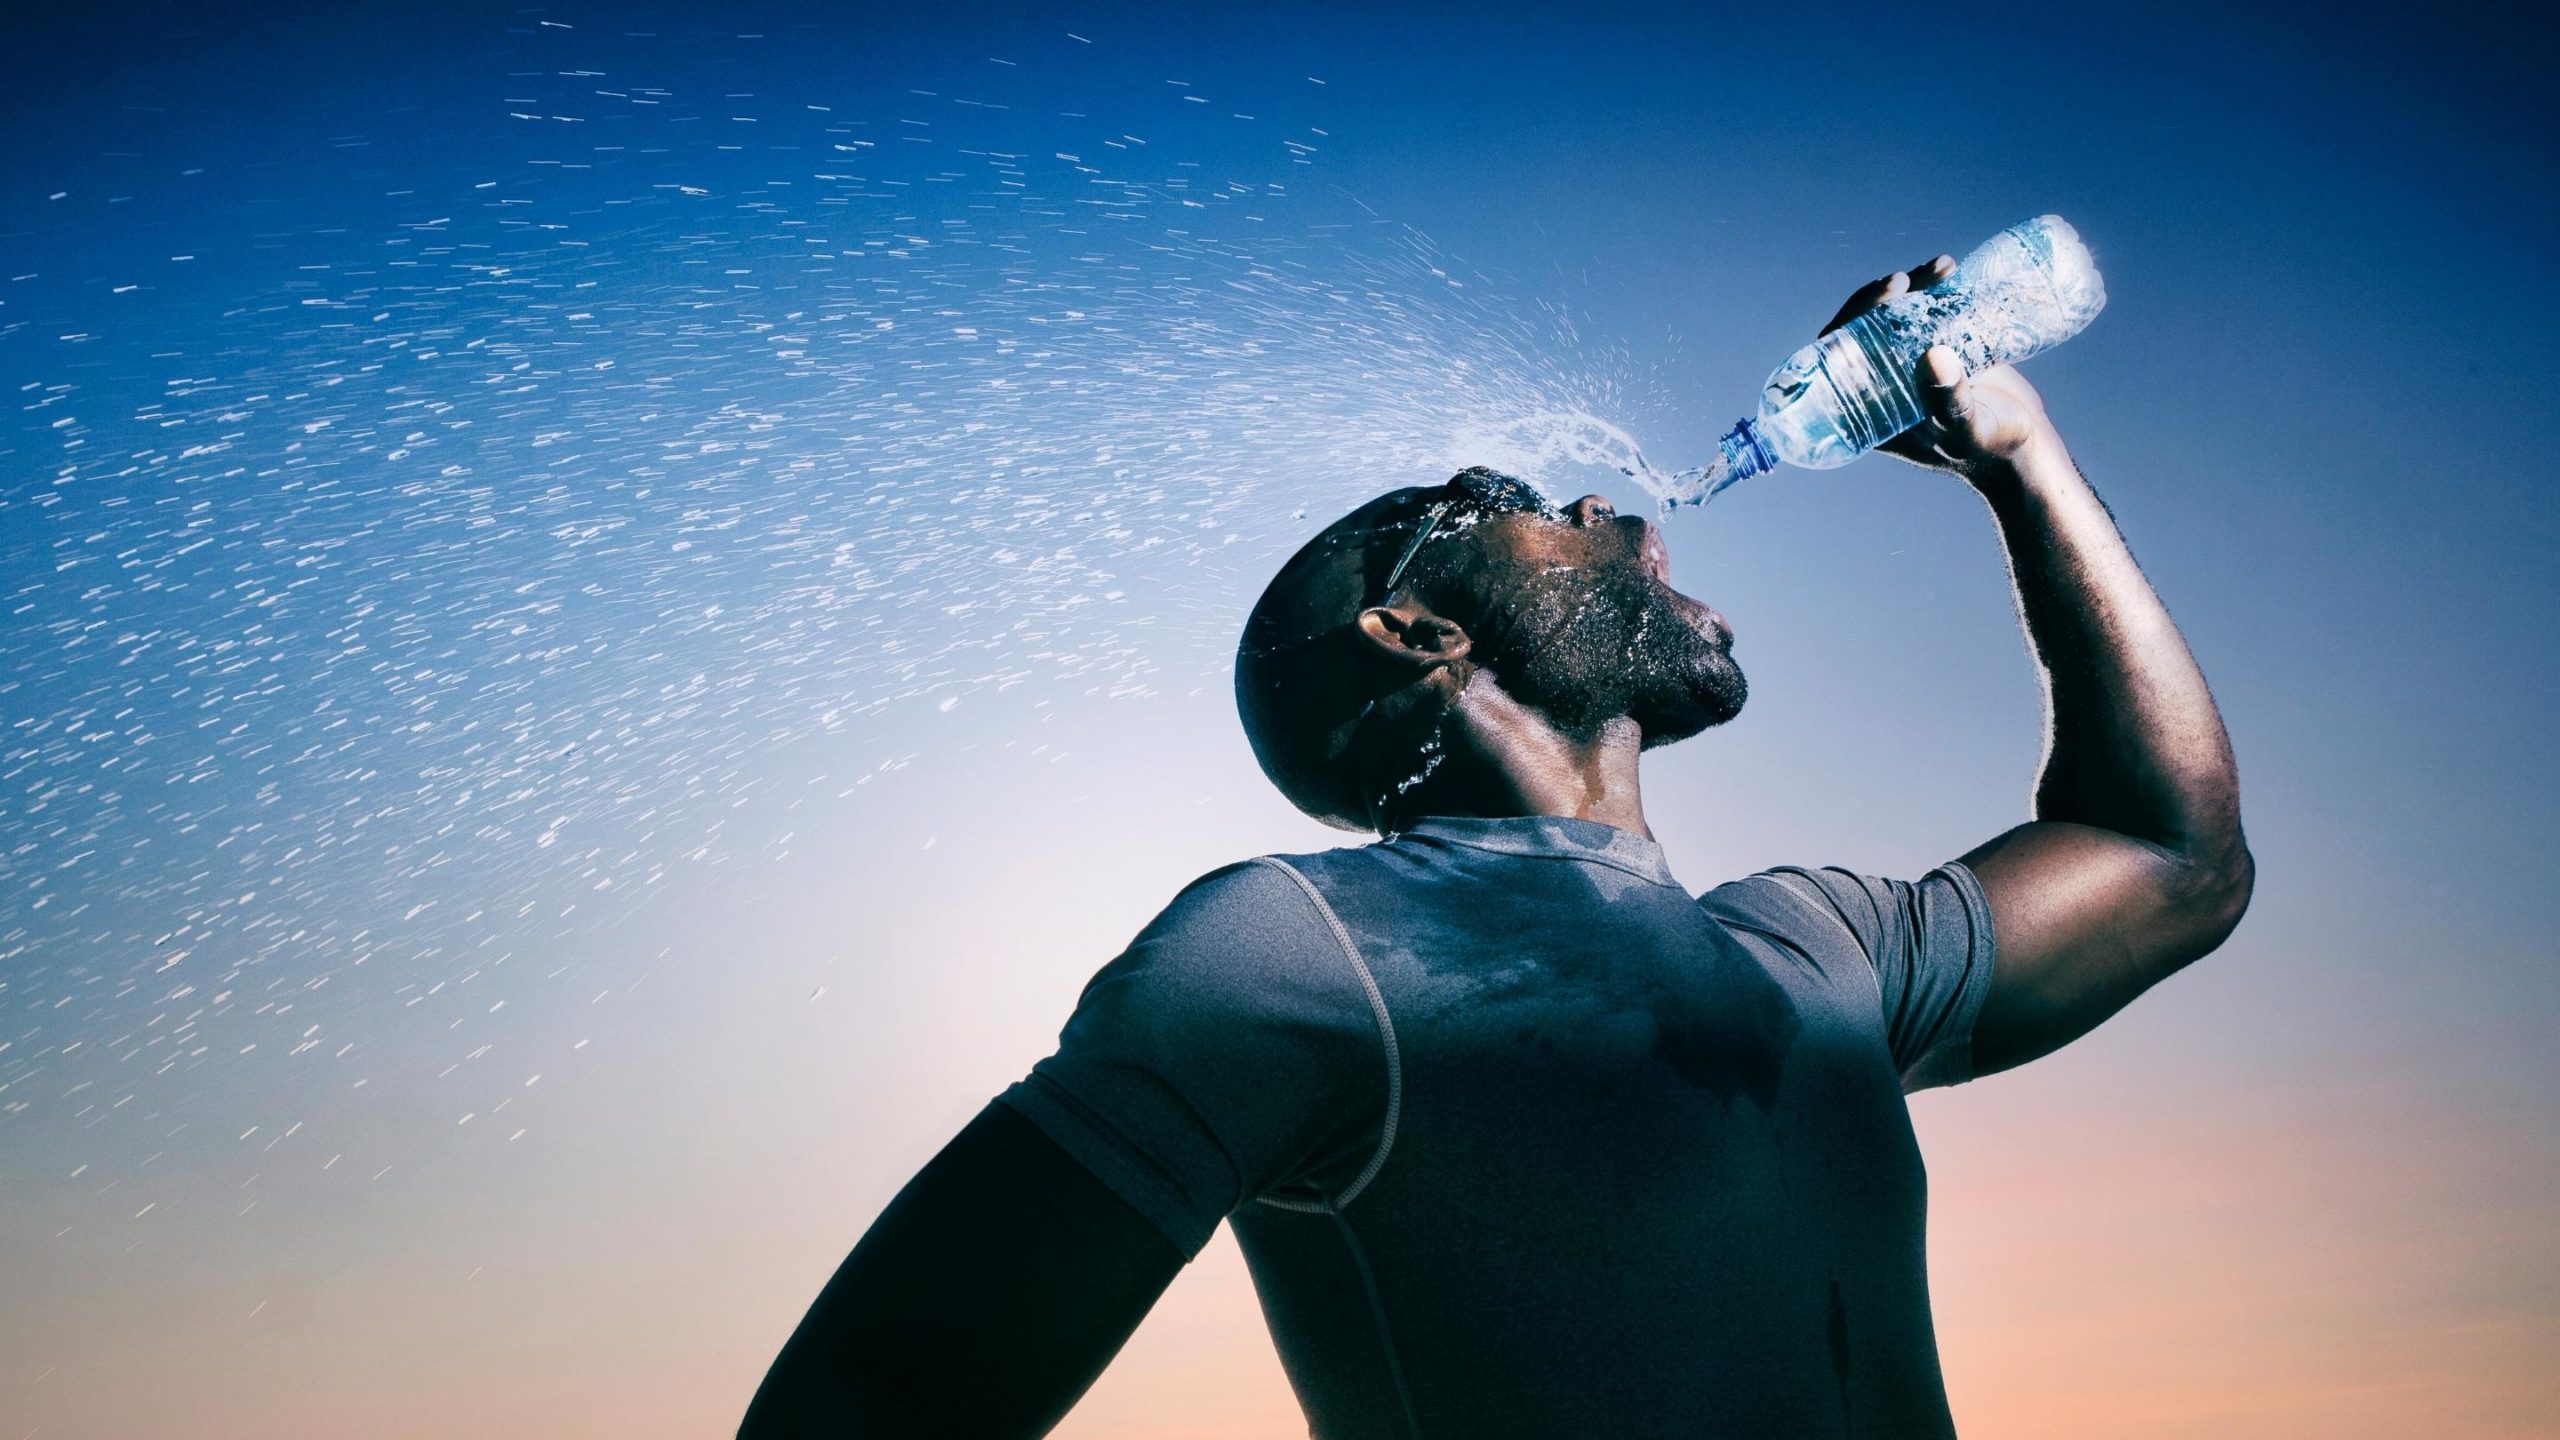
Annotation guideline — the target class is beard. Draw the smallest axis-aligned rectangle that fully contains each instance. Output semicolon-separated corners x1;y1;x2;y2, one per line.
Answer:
1478;564;1746;748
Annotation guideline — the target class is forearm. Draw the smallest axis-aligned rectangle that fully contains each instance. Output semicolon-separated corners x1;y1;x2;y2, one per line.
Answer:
1970;432;2246;875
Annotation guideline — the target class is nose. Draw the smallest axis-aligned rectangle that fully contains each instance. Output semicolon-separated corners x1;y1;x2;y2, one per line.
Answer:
1568;494;1616;525
1635;520;1672;582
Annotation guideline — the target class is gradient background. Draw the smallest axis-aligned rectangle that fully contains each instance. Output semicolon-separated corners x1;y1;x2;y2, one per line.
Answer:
3;2;2554;1436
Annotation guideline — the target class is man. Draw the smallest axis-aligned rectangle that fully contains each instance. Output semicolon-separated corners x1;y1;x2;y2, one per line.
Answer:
741;254;2253;1437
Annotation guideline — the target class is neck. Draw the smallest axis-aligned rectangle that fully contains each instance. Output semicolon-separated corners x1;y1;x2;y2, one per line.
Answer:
1381;679;1652;838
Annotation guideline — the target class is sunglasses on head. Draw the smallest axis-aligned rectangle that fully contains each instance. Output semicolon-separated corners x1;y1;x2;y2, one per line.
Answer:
1371;468;1559;605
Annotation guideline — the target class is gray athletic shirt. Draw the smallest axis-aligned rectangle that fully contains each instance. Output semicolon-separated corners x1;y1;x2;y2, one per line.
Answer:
998;814;1996;1438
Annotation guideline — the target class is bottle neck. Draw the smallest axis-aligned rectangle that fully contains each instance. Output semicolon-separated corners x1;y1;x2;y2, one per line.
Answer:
1660;418;1778;507
1720;418;1776;484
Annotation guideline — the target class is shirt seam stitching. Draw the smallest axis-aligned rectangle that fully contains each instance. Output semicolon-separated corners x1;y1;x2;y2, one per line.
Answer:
1246;856;1402;1214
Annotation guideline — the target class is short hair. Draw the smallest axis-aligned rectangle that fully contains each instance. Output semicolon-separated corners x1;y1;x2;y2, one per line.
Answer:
1233;485;1452;830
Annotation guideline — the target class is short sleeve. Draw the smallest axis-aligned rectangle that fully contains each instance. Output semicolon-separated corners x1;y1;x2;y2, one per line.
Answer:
1728;863;1998;1092
995;861;1389;1259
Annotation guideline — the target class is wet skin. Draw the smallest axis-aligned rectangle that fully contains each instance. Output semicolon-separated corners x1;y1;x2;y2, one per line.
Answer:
1487;496;1734;647
1338;489;1751;839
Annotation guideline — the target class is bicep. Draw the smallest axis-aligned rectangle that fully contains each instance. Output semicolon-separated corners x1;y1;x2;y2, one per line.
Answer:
1959;819;2251;1075
740;1101;1187;1440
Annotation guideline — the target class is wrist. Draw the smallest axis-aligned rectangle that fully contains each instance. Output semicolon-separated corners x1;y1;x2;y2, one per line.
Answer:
1960;424;2074;499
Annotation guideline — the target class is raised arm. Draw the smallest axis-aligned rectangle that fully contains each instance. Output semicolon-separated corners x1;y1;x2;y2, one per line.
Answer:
1831;257;2255;1077
739;1101;1186;1438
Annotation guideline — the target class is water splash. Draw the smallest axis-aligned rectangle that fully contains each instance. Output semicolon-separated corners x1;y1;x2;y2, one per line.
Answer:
1444;407;1739;509
0;12;1686;1234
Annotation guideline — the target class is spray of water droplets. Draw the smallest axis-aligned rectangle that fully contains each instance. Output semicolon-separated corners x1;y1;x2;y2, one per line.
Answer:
0;19;1683;1219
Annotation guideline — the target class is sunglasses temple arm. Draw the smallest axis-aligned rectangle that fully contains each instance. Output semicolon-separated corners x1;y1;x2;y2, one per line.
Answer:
1375;502;1449;603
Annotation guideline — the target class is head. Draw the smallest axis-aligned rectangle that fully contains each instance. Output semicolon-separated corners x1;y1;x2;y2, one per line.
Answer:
1236;466;1745;831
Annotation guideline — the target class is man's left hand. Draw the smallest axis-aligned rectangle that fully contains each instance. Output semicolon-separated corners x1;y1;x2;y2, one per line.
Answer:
1821;255;2064;480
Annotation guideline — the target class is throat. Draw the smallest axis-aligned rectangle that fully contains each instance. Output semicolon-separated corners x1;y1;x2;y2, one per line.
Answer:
1384;710;1652;839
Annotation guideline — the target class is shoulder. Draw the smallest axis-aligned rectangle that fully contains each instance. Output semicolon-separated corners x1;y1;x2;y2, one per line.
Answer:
1700;862;1992;975
1077;857;1364;1029
1138;857;1338;951
1697;863;1975;966
1698;865;1879;934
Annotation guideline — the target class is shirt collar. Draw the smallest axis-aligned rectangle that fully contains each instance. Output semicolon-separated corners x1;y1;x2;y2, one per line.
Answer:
1391;814;1682;889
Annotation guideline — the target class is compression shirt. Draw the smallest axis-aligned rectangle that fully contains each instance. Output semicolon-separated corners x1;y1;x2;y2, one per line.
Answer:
998;814;1995;1438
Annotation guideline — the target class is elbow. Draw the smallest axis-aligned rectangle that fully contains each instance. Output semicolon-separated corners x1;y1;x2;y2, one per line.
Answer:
2176;831;2255;960
2211;840;2255;938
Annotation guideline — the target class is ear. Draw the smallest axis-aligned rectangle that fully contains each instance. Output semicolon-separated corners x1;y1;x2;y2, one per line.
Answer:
1354;602;1473;669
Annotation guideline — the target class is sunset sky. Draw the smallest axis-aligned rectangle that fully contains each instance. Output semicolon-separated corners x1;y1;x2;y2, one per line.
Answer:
2;1;2552;1436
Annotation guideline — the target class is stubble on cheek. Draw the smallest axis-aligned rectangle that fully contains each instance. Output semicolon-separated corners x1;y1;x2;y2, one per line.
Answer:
1479;567;1740;744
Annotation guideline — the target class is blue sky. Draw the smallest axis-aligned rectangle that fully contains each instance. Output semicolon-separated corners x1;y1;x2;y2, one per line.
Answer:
2;2;2552;1434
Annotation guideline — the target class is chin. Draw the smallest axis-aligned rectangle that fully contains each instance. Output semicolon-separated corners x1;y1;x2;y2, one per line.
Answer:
1636;655;1747;750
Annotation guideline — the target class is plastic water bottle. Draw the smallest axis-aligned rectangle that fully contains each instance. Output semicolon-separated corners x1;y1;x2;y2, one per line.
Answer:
1666;215;2105;504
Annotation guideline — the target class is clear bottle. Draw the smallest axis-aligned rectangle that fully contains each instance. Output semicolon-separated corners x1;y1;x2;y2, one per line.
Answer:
1670;215;2105;504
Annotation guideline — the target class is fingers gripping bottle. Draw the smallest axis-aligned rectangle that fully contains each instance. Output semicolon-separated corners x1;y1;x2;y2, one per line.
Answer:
1675;215;2106;504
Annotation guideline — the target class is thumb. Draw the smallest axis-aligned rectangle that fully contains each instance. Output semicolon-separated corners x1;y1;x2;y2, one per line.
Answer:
1890;343;1973;468
1919;344;1967;423
1917;344;1977;459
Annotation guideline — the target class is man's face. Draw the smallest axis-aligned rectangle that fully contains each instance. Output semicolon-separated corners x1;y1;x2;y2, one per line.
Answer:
1434;494;1746;747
